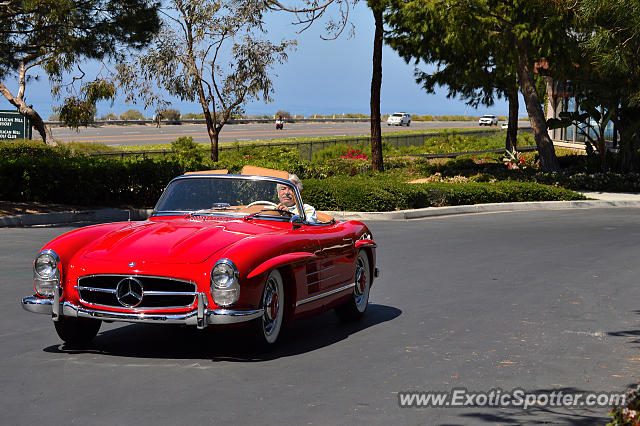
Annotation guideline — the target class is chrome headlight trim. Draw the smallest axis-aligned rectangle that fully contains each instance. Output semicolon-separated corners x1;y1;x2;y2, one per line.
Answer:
33;249;61;298
210;258;240;307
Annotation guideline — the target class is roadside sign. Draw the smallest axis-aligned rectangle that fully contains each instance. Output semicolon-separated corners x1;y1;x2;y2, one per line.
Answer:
0;110;31;140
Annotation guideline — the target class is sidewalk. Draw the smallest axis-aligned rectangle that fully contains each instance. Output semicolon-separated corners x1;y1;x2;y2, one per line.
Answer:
1;192;639;227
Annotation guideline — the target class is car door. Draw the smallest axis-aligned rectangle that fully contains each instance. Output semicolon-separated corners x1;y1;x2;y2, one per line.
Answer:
306;222;355;293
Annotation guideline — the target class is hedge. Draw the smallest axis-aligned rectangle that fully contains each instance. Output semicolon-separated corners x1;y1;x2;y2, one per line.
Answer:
302;176;586;212
0;155;183;207
0;140;592;211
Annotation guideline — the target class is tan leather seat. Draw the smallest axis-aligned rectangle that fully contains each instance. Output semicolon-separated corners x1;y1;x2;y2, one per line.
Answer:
316;212;334;223
184;169;228;175
240;166;289;179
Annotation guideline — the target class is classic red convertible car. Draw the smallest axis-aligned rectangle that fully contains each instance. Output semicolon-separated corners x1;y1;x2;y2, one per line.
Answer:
21;166;378;348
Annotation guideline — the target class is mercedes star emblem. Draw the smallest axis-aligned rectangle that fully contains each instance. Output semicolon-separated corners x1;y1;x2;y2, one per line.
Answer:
115;277;144;308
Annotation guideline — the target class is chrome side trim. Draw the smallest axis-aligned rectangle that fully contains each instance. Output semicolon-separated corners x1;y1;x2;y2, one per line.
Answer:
295;282;355;307
305;264;335;277
306;274;339;287
20;296;263;326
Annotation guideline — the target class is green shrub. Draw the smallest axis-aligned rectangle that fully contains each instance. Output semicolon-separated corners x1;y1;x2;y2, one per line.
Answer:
182;112;205;120
158;108;181;121
119;109;145;120
100;112;118;120
275;110;292;119
169;137;205;170
302;175;585;211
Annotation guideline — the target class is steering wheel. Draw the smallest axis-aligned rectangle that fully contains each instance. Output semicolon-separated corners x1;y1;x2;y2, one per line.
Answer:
247;200;278;208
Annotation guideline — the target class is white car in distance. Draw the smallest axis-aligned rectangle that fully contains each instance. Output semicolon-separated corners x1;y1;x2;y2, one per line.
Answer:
387;112;411;126
478;114;499;126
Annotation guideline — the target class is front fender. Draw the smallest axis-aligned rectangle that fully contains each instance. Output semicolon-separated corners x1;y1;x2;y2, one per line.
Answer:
246;252;317;279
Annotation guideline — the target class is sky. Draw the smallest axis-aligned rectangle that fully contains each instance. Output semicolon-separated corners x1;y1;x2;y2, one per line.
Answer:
1;2;518;119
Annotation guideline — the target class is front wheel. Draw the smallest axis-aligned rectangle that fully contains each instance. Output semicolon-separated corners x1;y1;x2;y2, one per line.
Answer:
252;269;284;348
54;316;101;346
335;250;370;322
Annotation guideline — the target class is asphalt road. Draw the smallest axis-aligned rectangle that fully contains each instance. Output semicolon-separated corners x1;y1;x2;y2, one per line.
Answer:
3;208;639;424
47;120;525;146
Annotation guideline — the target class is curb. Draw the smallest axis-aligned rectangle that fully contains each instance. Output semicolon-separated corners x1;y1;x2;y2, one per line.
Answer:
0;208;154;228
326;199;640;221
2;200;640;227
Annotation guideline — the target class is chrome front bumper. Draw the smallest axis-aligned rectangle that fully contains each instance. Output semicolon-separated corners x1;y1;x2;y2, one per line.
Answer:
21;293;262;329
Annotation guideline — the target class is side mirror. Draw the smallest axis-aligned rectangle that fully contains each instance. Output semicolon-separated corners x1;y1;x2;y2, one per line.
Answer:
290;215;304;229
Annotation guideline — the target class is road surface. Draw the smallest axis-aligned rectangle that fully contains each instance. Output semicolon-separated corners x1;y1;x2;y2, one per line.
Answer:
2;208;639;424
47;120;527;146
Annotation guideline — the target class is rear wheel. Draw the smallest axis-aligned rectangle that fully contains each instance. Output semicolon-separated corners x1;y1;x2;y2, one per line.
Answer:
252;270;284;348
335;250;370;322
54;317;101;346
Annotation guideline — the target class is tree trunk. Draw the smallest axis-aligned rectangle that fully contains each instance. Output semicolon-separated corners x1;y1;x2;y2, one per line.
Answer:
203;111;218;163
210;130;220;163
506;88;519;152
369;6;384;172
195;83;218;162
0;82;55;145
514;40;559;172
618;106;640;172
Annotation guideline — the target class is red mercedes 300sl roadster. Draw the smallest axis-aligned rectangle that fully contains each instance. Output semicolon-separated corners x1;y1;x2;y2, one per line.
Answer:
21;168;378;348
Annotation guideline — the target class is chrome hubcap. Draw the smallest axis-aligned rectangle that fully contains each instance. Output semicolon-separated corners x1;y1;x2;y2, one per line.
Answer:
263;277;280;335
354;255;369;311
355;266;367;295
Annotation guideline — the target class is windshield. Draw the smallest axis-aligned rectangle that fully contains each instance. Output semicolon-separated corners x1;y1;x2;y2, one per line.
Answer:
391;113;403;117
153;176;302;219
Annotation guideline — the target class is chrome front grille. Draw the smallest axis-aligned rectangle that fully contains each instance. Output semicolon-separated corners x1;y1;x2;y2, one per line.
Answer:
76;275;197;310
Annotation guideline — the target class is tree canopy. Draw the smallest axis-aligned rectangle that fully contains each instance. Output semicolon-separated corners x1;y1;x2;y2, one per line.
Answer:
117;0;294;161
385;0;582;171
0;0;160;144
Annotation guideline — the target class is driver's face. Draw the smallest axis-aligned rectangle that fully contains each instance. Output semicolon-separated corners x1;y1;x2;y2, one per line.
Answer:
277;184;296;207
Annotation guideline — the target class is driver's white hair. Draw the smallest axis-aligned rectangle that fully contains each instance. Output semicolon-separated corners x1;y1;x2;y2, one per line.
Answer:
288;173;303;192
277;173;303;193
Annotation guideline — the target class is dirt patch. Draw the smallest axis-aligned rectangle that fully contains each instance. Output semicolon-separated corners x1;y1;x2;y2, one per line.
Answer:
0;201;97;216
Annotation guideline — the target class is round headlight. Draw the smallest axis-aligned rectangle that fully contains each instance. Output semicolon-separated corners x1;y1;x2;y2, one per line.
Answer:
212;263;236;288
211;259;239;307
33;250;61;298
34;252;58;279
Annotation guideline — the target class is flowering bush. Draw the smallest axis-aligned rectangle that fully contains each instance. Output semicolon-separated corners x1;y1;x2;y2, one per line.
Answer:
609;385;640;425
503;150;530;170
340;146;369;160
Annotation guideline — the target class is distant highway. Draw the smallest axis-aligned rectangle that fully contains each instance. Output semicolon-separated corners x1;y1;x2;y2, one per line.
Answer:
46;120;529;147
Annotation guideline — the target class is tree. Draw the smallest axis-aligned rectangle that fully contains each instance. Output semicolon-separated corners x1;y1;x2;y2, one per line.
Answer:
0;0;160;145
118;0;294;162
119;109;145;120
570;0;640;171
268;0;387;171
384;0;581;172
386;0;521;152
369;0;385;171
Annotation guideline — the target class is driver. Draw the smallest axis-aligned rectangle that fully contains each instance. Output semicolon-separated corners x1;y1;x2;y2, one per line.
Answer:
276;174;317;223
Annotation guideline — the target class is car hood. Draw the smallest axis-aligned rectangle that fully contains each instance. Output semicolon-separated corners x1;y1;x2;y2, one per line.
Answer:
82;217;278;265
